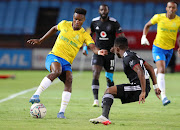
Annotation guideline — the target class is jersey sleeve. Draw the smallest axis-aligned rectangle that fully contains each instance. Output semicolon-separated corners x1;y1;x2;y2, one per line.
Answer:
151;14;159;25
90;21;95;33
124;56;139;69
57;20;66;31
84;32;95;46
115;21;123;34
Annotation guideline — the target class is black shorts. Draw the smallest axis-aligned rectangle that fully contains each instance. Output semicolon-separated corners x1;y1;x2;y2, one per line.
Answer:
116;80;151;104
91;53;115;71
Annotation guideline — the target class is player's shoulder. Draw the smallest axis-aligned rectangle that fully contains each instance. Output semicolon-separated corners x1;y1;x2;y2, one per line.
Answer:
175;15;180;21
157;13;166;18
123;50;138;59
109;17;117;22
92;16;100;22
58;20;71;25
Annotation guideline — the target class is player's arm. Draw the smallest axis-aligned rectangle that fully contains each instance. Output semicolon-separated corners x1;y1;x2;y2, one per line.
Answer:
141;20;153;46
178;38;180;56
27;25;58;45
89;43;108;56
144;61;161;99
133;64;146;104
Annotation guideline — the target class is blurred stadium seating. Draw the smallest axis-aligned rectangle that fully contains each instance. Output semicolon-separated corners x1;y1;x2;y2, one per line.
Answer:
0;0;179;35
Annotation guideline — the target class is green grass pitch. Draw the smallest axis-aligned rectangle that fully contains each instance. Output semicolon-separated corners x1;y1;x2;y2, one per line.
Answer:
0;70;180;130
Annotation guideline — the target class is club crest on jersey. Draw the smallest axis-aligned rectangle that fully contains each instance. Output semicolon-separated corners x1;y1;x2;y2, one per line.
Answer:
73;34;79;41
99;31;109;40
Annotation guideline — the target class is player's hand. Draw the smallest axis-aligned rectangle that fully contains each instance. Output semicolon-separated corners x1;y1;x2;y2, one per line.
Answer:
27;39;41;45
110;47;115;53
154;88;161;100
141;35;150;46
98;49;108;56
139;92;146;104
83;46;88;56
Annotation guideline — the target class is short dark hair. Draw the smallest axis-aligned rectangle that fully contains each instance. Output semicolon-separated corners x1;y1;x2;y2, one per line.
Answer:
99;4;109;9
168;1;178;6
74;8;87;16
114;37;128;50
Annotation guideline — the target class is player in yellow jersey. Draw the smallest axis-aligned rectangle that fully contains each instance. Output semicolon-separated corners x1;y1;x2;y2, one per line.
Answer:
141;1;180;106
27;8;107;119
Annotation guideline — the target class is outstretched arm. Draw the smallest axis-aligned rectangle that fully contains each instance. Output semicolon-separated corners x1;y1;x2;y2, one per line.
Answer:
27;25;58;45
133;64;146;104
89;43;108;56
141;20;153;46
144;62;161;99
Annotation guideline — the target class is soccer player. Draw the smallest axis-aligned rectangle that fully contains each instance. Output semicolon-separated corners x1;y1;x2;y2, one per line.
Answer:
89;37;161;125
83;4;125;107
27;8;107;119
141;1;180;106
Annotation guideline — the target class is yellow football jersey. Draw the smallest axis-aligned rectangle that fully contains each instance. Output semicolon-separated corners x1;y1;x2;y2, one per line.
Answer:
151;13;180;50
49;20;94;64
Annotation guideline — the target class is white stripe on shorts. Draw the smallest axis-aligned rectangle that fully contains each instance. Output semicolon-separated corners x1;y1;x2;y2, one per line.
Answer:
124;85;141;91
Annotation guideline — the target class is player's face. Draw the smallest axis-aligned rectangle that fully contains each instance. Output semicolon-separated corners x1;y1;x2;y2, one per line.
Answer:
73;13;85;30
166;2;177;15
99;5;109;19
114;46;122;58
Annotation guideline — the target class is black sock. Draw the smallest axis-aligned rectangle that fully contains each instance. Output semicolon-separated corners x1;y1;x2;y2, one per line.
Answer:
106;78;114;88
92;79;99;100
102;97;113;119
92;89;98;100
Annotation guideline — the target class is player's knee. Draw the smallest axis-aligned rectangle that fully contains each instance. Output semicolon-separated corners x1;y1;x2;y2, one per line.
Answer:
93;70;100;79
158;68;165;73
105;88;112;94
51;70;61;77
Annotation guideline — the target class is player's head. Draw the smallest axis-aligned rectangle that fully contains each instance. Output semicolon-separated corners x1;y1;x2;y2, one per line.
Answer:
99;4;109;19
114;37;128;58
166;1;178;16
73;8;86;30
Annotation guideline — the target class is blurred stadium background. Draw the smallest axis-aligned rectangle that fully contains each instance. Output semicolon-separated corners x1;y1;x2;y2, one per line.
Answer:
0;0;180;72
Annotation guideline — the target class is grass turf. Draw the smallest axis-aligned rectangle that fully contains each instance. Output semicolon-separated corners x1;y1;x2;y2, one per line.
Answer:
0;70;180;130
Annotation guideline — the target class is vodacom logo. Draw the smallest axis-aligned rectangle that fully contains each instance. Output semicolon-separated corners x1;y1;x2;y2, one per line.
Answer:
100;31;107;38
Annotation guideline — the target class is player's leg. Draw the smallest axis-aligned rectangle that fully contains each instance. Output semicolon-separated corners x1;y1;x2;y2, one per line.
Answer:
105;53;115;88
92;65;102;107
90;86;117;125
91;54;103;107
29;54;62;104
57;69;72;119
153;46;171;106
29;62;62;103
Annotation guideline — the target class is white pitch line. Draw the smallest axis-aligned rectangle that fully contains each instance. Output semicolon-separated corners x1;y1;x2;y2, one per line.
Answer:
0;79;60;104
0;71;83;104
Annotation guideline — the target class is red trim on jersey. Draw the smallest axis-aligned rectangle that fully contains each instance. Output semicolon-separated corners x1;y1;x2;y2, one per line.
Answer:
116;32;123;37
133;63;140;70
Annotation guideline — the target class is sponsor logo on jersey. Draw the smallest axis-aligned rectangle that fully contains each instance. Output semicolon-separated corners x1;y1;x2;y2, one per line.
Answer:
99;31;109;40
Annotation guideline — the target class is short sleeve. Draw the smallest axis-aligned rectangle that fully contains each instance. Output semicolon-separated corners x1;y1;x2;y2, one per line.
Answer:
90;22;95;33
57;20;66;31
115;21;123;34
84;32;95;46
151;14;159;25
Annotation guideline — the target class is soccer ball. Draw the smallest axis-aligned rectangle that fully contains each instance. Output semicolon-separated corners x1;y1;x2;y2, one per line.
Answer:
30;103;46;118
